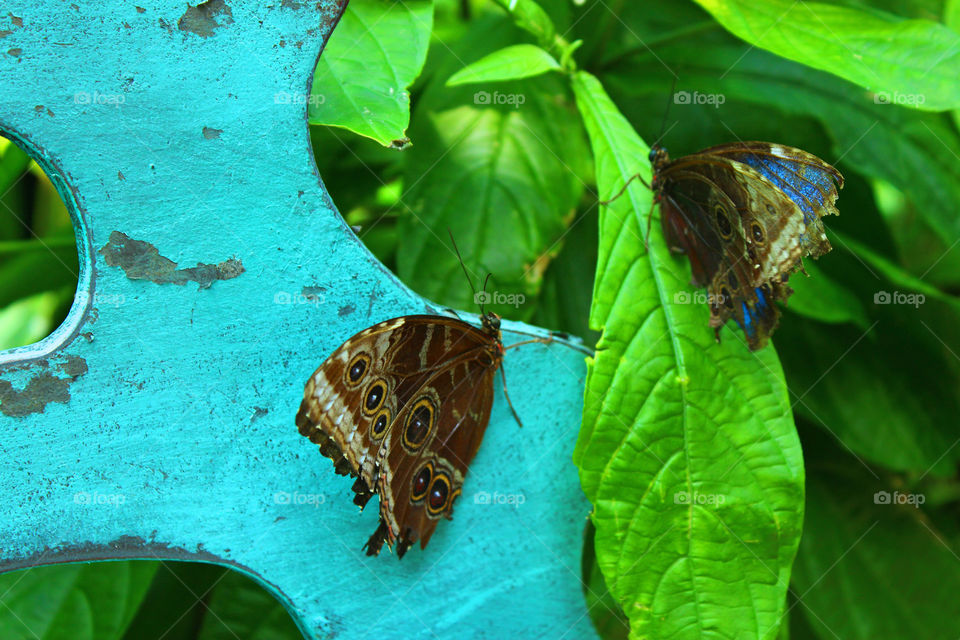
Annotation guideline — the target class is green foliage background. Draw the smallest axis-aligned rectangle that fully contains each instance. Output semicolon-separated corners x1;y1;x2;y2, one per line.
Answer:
3;0;960;638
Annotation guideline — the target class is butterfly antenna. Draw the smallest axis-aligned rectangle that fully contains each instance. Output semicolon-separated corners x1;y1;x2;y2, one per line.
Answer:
480;273;494;314
448;228;479;303
499;364;523;428
653;76;678;147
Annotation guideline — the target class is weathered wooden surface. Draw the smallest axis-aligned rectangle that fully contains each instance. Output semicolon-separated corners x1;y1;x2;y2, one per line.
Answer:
0;2;597;638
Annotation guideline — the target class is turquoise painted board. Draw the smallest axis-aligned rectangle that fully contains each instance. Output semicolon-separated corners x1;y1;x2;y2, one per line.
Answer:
0;2;598;638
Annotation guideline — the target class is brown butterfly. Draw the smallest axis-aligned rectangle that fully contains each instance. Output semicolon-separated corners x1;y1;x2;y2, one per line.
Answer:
608;140;843;349
295;238;532;558
295;310;507;558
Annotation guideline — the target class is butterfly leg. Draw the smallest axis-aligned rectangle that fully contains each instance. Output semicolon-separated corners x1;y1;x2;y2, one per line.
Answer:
499;365;524;429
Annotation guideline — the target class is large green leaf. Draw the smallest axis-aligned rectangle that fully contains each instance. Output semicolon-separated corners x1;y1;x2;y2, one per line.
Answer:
572;70;803;640
310;0;433;147
693;0;960;111
446;44;560;86
396;15;589;317
0;562;157;640
792;426;960;639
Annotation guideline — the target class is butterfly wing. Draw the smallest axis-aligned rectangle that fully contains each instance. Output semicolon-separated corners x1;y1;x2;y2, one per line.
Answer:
699;141;843;259
658;144;842;349
372;354;498;557
296;315;501;557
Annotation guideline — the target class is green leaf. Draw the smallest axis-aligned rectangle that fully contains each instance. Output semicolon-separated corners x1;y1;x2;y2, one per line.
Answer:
786;260;869;329
397;63;589;316
198;570;301;640
0;562;157;640
693;0;960;111
776;310;960;475
446;44;560;86
309;0;433;147
831;229;960;310
0;290;62;350
490;0;556;47
572;70;803;640
793;427;960;639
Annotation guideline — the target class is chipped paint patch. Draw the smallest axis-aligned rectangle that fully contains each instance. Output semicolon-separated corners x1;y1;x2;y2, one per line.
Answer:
99;231;244;289
0;356;87;417
202;126;222;139
338;303;354;317
178;0;233;37
7;47;21;57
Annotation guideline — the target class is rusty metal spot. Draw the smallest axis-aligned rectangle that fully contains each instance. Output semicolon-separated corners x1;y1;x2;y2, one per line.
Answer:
100;231;244;289
177;0;233;38
202;126;222;140
0;356;87;417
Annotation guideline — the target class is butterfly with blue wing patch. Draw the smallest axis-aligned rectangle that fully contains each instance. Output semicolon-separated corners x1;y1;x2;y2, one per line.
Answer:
649;141;843;350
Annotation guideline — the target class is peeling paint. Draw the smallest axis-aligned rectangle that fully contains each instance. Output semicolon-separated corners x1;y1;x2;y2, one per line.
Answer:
99;231;244;289
202;126;222;139
338;304;354;317
250;406;268;424
178;0;233;38
0;356;87;418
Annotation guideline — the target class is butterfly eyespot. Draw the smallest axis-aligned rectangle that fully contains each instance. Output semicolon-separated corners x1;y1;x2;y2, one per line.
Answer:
426;473;451;516
720;286;734;309
371;409;390;440
410;462;433;502
714;205;732;238
402;397;435;452
362;380;387;415
345;353;371;387
751;222;765;244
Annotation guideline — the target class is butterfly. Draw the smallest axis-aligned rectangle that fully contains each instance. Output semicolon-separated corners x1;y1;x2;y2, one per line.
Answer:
295;313;509;558
610;140;843;350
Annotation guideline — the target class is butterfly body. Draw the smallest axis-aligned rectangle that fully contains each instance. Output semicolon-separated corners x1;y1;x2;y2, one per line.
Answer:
296;313;504;558
650;141;843;349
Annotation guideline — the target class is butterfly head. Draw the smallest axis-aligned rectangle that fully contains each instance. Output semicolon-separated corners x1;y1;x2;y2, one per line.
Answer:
649;145;669;183
481;311;501;336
